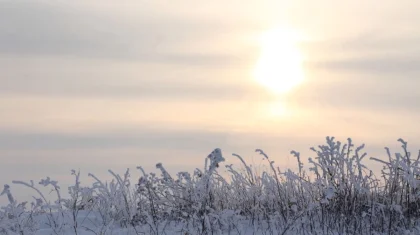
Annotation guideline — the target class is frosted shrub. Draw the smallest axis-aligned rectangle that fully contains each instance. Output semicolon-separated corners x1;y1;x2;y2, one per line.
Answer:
132;149;227;234
0;185;38;234
2;137;420;235
371;139;420;231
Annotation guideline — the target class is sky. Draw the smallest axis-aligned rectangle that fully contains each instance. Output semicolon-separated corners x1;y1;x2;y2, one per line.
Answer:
1;0;420;201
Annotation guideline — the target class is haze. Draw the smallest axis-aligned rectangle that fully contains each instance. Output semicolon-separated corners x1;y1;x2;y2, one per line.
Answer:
1;0;420;201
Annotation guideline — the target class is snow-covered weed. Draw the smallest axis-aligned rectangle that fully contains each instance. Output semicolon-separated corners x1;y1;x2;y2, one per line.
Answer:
2;137;420;235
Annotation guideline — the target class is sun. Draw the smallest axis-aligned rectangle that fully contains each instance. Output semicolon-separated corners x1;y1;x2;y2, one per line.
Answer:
253;27;305;94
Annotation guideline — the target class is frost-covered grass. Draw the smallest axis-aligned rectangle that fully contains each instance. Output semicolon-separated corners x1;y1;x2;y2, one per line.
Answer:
2;137;420;235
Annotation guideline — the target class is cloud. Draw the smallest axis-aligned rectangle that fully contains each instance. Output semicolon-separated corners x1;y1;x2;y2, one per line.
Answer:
0;75;256;101
304;28;420;76
0;128;229;151
0;1;256;103
297;30;420;113
0;0;251;65
313;55;420;75
292;76;420;113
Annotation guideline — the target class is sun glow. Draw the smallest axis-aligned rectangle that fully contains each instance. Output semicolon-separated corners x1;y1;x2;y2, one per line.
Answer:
254;28;305;94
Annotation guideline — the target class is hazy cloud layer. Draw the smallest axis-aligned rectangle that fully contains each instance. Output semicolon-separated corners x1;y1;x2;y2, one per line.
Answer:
0;128;229;151
313;55;420;75
1;0;420;200
0;0;252;63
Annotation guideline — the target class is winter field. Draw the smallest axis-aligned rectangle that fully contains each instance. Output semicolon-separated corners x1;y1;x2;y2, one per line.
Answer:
2;137;420;235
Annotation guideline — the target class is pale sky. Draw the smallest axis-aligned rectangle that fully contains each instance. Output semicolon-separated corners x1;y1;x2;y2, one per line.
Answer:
1;0;420;201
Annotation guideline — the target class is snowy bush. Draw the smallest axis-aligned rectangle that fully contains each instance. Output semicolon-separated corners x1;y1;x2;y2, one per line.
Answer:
2;137;420;234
